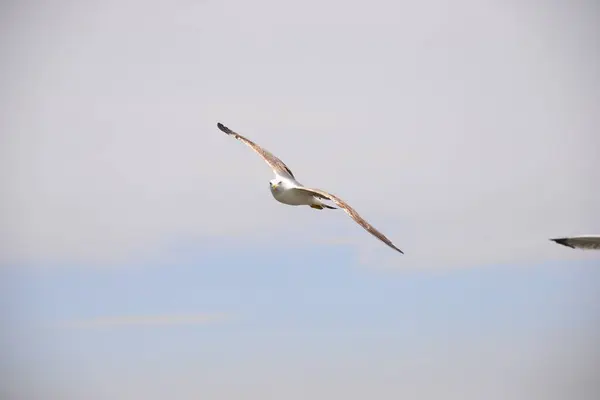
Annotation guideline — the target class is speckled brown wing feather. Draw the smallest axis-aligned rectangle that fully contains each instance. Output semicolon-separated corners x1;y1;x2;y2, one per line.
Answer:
217;123;295;179
294;187;404;254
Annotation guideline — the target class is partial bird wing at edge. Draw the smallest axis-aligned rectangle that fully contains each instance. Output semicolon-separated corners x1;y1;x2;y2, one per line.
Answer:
293;187;404;254
217;123;295;179
550;236;600;250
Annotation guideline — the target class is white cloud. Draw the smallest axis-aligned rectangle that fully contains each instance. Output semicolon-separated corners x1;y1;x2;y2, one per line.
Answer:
1;0;599;268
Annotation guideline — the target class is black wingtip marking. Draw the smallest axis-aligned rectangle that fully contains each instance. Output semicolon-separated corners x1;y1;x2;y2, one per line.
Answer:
550;238;575;249
217;122;234;135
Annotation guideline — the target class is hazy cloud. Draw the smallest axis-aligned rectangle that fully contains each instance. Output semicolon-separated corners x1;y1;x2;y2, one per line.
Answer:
58;312;231;329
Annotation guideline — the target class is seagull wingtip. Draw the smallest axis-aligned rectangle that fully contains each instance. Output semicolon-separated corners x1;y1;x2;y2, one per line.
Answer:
550;238;575;249
217;122;232;134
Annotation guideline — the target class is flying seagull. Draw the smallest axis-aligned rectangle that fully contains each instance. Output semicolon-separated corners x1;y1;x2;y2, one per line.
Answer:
550;235;600;250
217;122;404;254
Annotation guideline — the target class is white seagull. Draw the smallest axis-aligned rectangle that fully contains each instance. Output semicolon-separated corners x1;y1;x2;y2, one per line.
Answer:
550;235;600;250
217;122;404;254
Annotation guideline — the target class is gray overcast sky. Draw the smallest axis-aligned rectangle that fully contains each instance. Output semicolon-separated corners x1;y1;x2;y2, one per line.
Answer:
1;0;599;268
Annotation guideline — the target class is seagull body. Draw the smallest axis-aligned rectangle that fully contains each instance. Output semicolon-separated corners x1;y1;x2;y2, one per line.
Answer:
217;122;403;254
550;235;600;250
269;176;336;209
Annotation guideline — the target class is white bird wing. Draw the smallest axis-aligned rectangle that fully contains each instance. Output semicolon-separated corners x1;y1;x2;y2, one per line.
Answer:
550;235;600;250
217;123;296;179
292;187;404;254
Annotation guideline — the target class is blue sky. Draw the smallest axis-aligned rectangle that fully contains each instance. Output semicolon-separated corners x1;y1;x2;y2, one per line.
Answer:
2;245;599;399
1;1;599;399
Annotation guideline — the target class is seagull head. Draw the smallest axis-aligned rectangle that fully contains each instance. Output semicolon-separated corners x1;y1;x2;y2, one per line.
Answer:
269;179;282;192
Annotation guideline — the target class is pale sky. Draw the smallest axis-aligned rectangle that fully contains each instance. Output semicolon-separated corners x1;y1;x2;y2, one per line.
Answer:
1;1;599;399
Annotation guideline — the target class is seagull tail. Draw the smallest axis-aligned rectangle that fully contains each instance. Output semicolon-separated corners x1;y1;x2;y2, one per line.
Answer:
310;201;337;210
